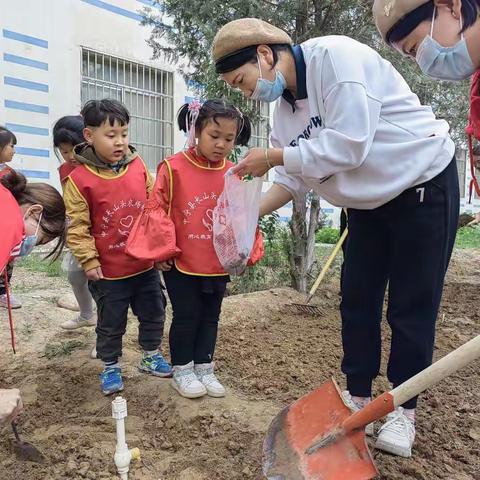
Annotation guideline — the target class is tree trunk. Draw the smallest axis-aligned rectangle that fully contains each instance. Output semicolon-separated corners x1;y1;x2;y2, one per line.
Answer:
288;193;320;293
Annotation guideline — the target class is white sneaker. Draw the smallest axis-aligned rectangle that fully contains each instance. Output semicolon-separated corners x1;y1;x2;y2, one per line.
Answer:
194;362;226;398
60;315;96;330
375;407;415;458
342;390;374;436
171;361;207;399
0;293;21;309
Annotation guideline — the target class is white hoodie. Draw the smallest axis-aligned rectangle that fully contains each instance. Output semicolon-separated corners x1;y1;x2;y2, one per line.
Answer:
272;36;455;209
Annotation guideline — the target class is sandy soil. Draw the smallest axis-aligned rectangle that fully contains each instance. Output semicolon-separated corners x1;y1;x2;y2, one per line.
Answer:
0;249;478;479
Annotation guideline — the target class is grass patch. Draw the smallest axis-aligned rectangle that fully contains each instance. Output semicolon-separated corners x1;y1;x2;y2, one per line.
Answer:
43;339;85;359
16;252;65;277
455;226;480;249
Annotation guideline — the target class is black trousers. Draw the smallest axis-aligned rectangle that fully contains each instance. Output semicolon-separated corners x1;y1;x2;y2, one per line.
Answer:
340;159;459;409
339;208;348;293
163;267;227;366
88;268;166;363
0;262;14;295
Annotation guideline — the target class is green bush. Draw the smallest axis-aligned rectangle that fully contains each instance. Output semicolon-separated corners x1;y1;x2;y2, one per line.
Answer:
316;227;340;245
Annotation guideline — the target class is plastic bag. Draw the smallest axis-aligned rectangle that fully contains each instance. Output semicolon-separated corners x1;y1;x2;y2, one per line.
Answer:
213;170;263;275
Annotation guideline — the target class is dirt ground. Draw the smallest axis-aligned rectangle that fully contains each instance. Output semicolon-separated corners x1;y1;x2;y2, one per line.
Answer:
0;249;479;480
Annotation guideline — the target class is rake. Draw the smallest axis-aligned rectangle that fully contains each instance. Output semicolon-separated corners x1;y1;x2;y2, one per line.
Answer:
286;228;348;315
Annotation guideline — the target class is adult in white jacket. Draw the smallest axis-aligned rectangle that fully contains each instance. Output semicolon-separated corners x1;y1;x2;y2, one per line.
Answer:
212;18;459;458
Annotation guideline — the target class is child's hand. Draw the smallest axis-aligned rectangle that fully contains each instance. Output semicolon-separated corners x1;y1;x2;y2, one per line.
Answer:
154;260;173;271
86;266;104;281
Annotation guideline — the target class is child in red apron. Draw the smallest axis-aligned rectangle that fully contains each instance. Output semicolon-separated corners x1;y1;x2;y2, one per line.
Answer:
153;100;252;398
53;116;96;336
0;127;20;309
63;99;171;396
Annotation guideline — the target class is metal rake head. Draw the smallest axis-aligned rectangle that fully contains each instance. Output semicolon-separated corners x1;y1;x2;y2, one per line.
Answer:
285;303;323;316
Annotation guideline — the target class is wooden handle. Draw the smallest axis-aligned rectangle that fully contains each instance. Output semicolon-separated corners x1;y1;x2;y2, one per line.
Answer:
391;334;480;407
307;228;348;302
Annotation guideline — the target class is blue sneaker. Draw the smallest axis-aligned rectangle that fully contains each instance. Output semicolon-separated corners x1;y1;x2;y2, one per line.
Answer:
139;353;172;377
100;367;124;395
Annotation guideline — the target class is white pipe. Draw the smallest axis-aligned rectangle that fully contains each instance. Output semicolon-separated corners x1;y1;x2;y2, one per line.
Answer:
112;396;141;480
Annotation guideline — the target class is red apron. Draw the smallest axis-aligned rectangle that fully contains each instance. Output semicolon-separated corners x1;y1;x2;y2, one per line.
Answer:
68;157;153;279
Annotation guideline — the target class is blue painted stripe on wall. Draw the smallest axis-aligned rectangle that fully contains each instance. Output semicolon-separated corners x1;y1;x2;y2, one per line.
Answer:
3;54;48;71
5;100;49;114
5;123;49;136
2;29;48;48
15;147;50;158
17;169;50;179
4;76;49;92
81;0;143;21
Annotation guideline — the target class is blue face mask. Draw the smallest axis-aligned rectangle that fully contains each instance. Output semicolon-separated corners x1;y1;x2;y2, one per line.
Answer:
18;210;42;257
416;8;476;81
251;57;287;102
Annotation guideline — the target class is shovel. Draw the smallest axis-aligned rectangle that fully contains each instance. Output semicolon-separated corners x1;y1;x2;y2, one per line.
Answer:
11;422;45;463
263;334;480;480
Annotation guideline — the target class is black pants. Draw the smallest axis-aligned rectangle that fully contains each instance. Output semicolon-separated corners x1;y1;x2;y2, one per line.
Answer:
88;268;166;363
340;159;459;409
339;209;348;293
0;262;14;295
163;267;227;366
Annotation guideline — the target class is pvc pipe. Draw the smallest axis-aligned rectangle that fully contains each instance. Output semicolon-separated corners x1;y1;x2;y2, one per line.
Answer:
111;396;141;480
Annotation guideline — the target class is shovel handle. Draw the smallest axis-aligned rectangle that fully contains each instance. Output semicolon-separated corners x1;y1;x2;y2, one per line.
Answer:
390;334;480;407
341;334;480;434
306;227;348;302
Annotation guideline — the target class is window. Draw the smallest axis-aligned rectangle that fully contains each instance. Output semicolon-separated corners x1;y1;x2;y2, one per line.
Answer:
81;49;174;171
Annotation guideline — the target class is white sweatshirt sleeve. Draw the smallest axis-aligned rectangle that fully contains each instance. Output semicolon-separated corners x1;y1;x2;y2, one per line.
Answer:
270;130;309;202
283;81;382;179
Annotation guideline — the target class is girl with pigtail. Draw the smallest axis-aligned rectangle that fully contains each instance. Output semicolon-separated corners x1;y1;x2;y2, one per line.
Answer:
151;99;251;399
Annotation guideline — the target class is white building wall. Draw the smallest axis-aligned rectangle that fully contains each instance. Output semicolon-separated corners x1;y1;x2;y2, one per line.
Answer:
0;0;189;190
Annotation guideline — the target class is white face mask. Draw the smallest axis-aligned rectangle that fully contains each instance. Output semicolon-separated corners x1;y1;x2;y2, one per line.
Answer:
416;7;476;81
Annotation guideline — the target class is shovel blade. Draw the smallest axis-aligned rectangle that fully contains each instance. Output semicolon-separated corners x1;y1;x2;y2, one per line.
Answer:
12;440;45;464
263;379;378;480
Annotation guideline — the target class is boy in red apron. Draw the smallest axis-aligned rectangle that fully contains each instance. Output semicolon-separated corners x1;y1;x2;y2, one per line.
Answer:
63;99;171;395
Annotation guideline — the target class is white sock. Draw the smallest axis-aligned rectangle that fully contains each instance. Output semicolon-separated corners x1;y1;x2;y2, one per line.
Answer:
403;408;416;423
352;395;371;408
104;361;120;370
143;349;158;357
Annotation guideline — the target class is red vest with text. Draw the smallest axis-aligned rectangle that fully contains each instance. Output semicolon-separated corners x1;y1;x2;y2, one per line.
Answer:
58;163;76;184
166;150;232;276
69;157;153;279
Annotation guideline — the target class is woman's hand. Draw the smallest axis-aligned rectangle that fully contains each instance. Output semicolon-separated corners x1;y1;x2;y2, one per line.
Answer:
155;259;174;271
0;388;23;426
232;148;284;178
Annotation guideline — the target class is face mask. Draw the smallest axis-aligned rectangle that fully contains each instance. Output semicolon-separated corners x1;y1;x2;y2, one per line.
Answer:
18;210;42;257
416;8;476;81
251;57;287;102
